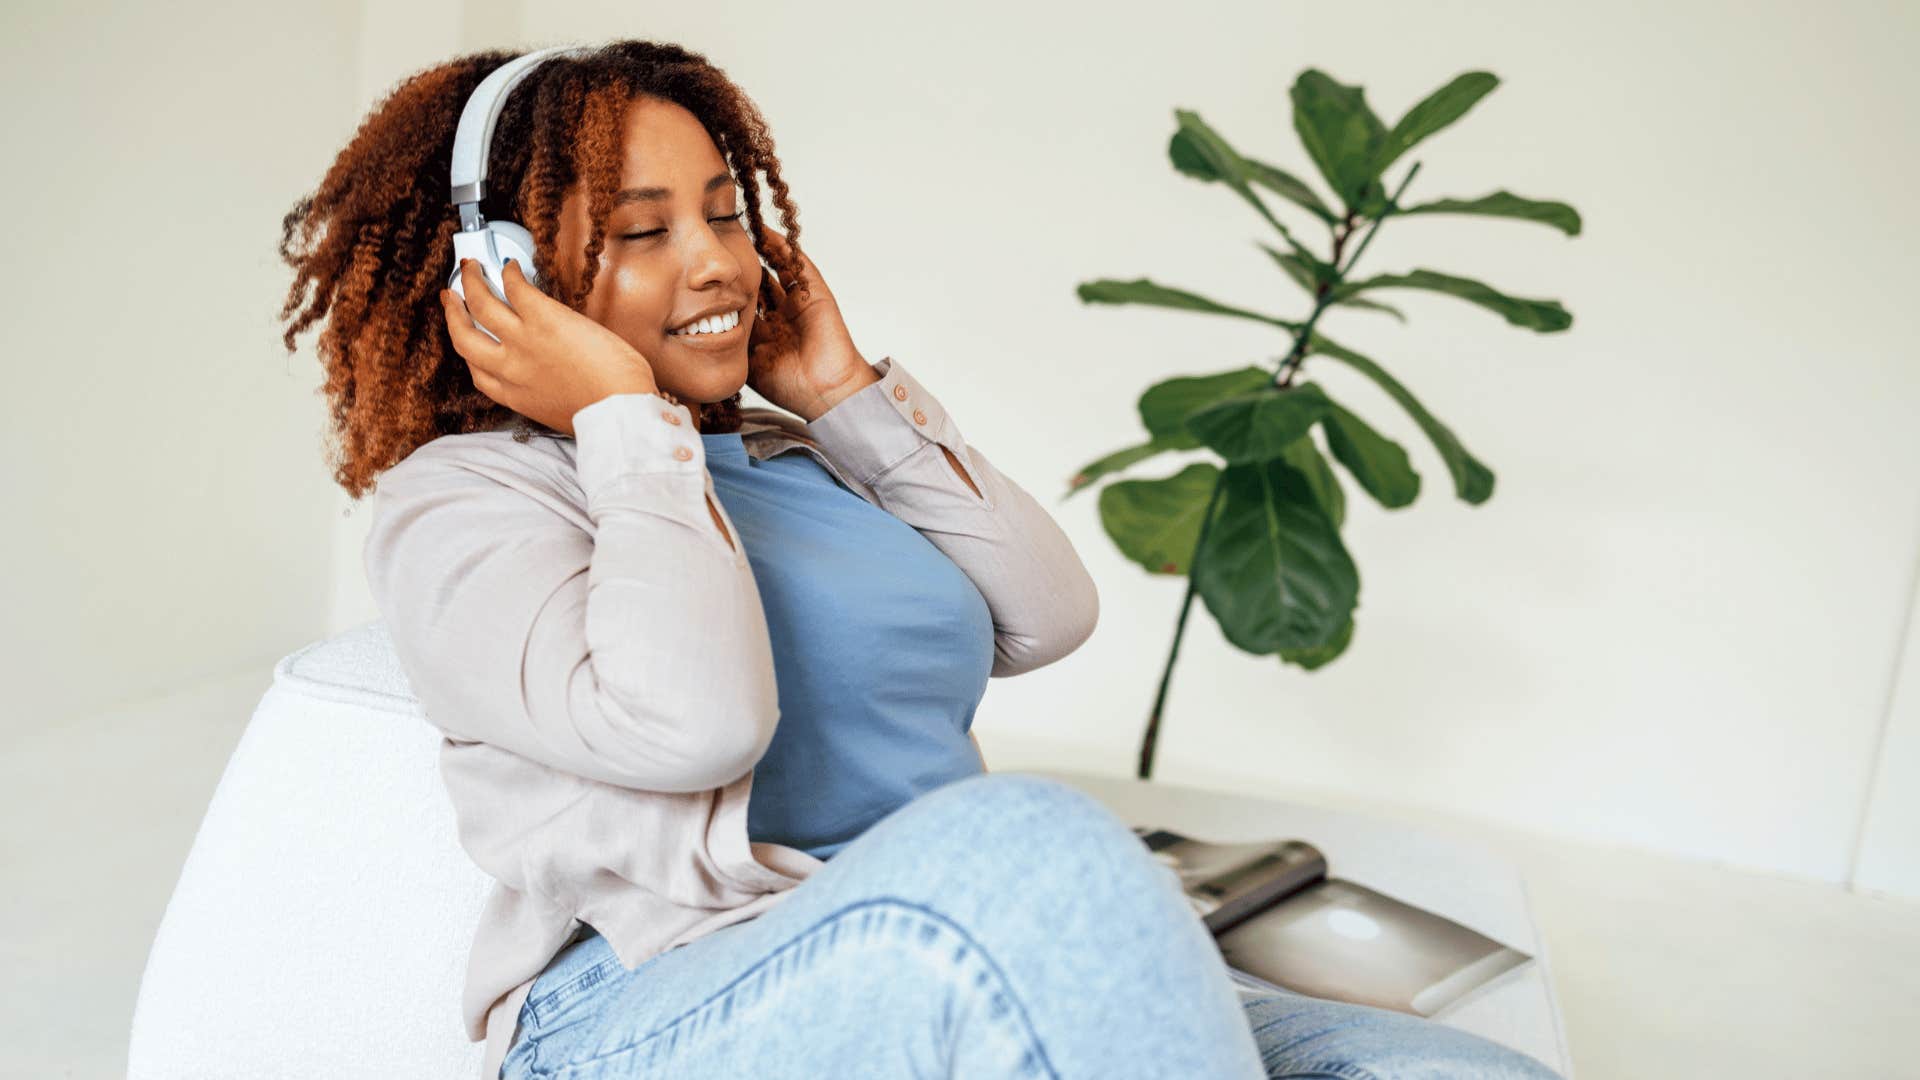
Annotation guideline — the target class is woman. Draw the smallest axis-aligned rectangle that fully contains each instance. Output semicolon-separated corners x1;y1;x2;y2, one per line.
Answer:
277;40;1561;1080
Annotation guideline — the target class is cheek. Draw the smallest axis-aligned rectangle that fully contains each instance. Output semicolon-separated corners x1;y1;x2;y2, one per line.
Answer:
736;239;765;298
599;258;673;337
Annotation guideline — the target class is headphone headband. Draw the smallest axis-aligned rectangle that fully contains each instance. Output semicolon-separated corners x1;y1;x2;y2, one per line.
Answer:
449;45;592;227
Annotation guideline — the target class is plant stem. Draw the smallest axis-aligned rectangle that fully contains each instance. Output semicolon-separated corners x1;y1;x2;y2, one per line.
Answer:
1274;163;1422;388
1136;472;1229;779
1136;163;1425;780
1338;161;1420;278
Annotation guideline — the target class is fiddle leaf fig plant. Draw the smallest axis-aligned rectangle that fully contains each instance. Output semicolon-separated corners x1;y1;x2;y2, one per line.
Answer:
1068;69;1581;779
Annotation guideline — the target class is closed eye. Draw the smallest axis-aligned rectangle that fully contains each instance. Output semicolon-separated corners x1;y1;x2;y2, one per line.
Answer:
623;211;745;240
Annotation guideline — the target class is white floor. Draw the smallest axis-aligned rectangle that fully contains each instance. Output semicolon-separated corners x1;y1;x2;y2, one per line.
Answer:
4;668;1918;1079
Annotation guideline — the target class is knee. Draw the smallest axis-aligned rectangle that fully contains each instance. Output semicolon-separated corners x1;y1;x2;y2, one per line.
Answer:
885;772;1154;875
921;772;1134;846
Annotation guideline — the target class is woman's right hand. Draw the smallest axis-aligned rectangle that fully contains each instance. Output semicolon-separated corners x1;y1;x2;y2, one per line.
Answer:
440;257;661;436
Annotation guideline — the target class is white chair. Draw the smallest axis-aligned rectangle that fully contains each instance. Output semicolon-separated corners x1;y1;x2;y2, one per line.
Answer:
128;621;1574;1078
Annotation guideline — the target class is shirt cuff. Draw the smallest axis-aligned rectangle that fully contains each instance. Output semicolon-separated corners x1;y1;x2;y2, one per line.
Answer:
802;355;966;486
571;391;708;508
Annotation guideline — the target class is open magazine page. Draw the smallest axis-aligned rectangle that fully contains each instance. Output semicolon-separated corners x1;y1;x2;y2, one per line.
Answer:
1217;878;1532;1016
1134;827;1532;1017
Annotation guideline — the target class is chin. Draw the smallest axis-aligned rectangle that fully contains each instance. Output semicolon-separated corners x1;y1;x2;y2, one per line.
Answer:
663;364;749;406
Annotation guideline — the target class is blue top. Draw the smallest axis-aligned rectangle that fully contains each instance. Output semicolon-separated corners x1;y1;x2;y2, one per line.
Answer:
701;430;993;860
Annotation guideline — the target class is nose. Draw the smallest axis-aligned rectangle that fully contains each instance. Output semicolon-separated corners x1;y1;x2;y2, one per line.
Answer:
683;227;740;291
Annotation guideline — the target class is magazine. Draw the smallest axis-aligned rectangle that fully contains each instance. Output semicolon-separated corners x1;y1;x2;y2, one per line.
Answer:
1132;826;1533;1017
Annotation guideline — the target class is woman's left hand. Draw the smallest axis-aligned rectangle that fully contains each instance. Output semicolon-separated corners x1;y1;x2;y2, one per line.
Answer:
747;227;877;422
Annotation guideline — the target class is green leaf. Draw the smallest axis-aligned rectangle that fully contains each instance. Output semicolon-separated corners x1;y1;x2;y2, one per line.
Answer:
1333;295;1407;322
1278;435;1346;528
1062;435;1186;501
1319;398;1420;508
1076;278;1303;334
1138;366;1275;448
1394;189;1582;236
1067;359;1290;499
1256;242;1333;297
1193;457;1360;653
1279;611;1355;670
1098;462;1220;575
1269;239;1403;319
1185;382;1336;465
1242;156;1338;225
1308;333;1495;504
1372;72;1499;177
1290;70;1387;211
1356;183;1391;219
1333;268;1572;332
1169;110;1315;256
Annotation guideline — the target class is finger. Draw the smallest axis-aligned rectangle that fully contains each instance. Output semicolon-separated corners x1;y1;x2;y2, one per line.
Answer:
457;257;522;333
776;245;823;299
756;278;793;337
440;287;507;372
763;260;808;311
758;229;806;285
760;229;812;274
499;256;543;310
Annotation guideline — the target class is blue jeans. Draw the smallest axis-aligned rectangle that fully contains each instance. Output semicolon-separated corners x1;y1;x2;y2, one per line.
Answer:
501;772;1561;1079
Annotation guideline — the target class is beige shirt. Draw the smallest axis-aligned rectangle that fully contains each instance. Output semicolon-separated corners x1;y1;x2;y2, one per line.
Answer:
360;354;1100;1079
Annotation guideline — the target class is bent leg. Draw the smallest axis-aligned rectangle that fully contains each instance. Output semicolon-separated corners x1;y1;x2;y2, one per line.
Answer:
506;772;1265;1079
1240;986;1564;1080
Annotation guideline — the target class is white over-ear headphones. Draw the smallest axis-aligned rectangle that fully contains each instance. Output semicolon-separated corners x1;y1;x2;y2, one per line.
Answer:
447;45;592;341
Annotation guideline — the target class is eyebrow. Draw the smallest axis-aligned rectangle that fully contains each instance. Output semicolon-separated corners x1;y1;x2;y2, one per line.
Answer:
613;171;735;206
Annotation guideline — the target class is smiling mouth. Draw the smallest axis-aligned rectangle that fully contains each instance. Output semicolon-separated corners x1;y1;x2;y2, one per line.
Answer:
667;313;746;348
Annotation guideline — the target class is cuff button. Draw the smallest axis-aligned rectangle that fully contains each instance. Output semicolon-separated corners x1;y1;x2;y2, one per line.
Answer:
912;409;928;426
673;445;694;461
892;385;909;401
662;410;683;425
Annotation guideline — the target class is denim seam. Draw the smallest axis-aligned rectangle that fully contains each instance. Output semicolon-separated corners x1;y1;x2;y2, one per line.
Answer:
530;896;1060;1079
526;952;624;1027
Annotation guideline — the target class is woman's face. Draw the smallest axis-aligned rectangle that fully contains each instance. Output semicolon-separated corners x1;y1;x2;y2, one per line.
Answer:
552;95;762;417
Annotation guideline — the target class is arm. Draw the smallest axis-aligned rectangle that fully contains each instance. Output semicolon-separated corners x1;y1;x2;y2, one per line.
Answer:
362;392;777;793
804;355;1101;677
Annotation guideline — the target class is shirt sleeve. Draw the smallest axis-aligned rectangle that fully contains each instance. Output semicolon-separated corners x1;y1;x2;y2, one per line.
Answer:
361;392;779;793
803;355;1101;677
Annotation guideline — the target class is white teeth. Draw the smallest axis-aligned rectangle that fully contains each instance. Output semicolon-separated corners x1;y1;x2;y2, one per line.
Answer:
671;309;740;336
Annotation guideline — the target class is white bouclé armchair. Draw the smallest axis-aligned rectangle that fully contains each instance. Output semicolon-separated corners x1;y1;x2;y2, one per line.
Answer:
127;621;1574;1078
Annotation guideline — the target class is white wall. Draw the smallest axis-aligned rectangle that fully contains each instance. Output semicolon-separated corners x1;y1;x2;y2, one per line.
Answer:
1856;551;1920;898
12;0;1915;897
326;0;522;634
0;0;354;738
497;0;1919;889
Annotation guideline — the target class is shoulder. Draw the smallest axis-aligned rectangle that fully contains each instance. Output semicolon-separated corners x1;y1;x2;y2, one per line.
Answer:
386;425;572;482
369;427;584;518
362;429;596;590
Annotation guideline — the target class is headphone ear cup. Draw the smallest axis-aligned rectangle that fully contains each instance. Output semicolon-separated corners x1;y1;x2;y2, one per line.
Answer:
487;221;542;292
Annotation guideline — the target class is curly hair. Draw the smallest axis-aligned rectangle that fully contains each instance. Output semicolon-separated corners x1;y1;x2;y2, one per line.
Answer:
276;41;810;500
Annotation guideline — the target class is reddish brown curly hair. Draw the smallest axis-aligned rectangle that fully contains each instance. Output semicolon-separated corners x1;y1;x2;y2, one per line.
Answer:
276;41;810;500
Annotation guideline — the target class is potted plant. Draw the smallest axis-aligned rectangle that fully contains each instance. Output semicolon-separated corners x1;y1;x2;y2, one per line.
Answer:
1067;69;1583;779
